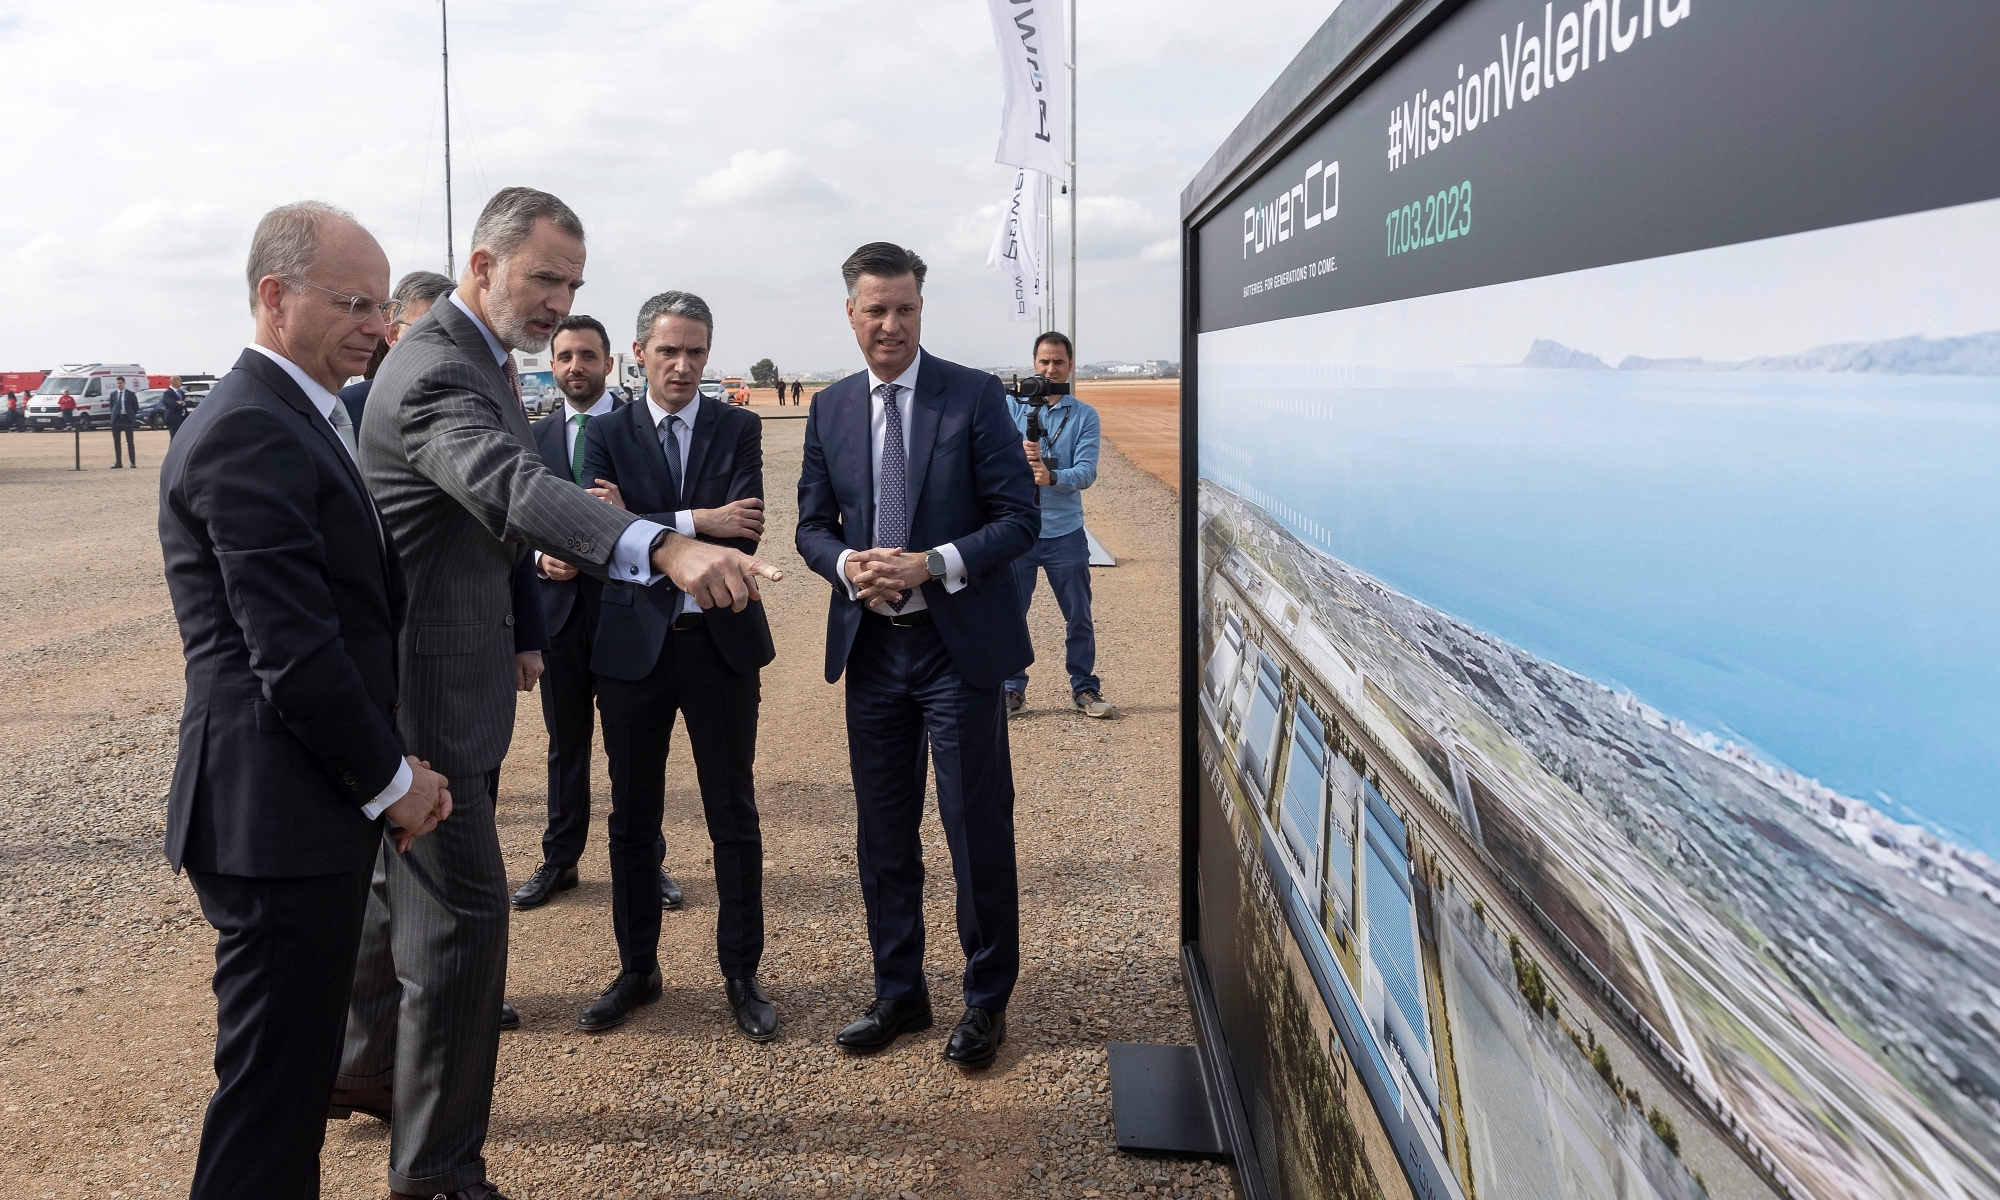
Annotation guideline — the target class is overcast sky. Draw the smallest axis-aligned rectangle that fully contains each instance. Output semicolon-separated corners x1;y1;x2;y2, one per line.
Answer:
1202;198;2000;370
0;1;1334;377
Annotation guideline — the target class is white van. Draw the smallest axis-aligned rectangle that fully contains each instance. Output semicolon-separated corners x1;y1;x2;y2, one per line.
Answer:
27;364;147;431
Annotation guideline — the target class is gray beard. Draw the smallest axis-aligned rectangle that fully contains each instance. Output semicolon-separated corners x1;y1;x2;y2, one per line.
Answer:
485;287;550;354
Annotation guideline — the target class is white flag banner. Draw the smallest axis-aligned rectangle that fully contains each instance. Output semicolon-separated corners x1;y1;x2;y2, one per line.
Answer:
985;168;1044;323
987;0;1067;178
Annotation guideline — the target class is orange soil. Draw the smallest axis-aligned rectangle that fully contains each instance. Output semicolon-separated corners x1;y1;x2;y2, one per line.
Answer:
1074;379;1180;490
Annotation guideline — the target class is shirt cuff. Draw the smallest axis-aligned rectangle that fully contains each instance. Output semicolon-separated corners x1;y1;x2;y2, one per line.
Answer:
836;548;861;601
674;510;697;538
937;542;969;594
611;519;668;586
362;758;413;820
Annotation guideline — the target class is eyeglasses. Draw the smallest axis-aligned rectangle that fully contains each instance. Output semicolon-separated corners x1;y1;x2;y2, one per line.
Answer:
283;276;403;323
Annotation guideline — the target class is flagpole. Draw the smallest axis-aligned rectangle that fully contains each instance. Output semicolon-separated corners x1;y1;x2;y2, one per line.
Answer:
1066;0;1077;344
442;0;455;279
1044;173;1056;335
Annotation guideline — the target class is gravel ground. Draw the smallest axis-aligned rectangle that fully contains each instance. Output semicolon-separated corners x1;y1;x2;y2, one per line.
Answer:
0;419;1232;1200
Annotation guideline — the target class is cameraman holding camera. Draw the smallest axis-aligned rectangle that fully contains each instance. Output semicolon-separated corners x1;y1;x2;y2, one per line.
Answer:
1005;332;1112;718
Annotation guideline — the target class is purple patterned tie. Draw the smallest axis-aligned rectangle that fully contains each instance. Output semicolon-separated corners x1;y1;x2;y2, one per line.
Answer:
502;355;523;404
875;383;910;611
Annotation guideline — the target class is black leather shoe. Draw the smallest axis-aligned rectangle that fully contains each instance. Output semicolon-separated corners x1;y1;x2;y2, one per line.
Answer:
327;1084;392;1123
944;1006;1006;1069
726;976;779;1043
660;870;683;911
835;995;933;1053
499;1001;520;1030
511;862;579;909
578;968;662;1032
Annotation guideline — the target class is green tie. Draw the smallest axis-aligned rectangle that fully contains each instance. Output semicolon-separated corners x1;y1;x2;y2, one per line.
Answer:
569;413;590;483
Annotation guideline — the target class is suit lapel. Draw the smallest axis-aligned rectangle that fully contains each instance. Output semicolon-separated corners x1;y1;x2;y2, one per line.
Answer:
832;377;874;546
903;352;945;528
431;295;514;400
627;397;676;508
235;349;394;580
681;398;722;504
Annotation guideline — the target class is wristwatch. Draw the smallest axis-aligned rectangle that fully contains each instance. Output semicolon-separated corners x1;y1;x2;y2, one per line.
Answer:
925;549;947;582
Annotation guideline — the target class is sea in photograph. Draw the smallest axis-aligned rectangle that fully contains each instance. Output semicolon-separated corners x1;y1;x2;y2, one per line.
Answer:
1198;365;2000;854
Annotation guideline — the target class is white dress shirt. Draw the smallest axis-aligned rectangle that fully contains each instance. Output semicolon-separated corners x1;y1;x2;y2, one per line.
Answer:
532;390;618;576
242;342;411;818
447;293;668;588
646;393;705;614
834;350;968;615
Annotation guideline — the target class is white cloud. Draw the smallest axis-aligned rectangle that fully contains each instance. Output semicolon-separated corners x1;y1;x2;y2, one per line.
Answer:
0;0;1338;370
683;149;838;210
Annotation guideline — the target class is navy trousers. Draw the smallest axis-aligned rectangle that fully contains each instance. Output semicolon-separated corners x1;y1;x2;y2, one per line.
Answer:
538;584;601;868
1006;528;1100;697
845;614;1020;1011
187;866;373;1199
597;624;764;979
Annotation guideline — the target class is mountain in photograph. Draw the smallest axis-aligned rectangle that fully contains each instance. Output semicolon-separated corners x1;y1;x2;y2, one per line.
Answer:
1517;331;2000;375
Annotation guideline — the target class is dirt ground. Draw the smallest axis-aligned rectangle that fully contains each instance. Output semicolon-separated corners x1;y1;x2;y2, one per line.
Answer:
0;417;1229;1200
1071;383;1178;492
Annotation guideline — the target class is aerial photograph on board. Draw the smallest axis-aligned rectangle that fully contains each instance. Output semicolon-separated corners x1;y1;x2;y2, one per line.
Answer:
1195;198;2000;1200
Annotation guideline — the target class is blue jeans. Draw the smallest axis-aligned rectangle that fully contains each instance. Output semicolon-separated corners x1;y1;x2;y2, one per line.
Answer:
1007;528;1100;697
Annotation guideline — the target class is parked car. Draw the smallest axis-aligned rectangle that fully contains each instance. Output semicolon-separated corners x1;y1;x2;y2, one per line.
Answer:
698;380;726;404
26;364;147;431
721;376;749;404
136;389;173;429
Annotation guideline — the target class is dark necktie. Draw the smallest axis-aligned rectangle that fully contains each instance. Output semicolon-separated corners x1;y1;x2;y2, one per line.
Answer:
658;413;684;508
501;356;523;405
569;413;590;483
875;383;910;611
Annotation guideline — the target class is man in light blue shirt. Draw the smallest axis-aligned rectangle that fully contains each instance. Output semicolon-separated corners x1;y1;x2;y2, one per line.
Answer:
1005;332;1112;718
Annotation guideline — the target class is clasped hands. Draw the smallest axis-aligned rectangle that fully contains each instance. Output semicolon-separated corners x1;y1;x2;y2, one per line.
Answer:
845;547;932;605
540;478;781;610
383;756;453;854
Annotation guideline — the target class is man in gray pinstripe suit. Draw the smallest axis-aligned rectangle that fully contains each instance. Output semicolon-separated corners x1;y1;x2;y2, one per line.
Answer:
334;187;781;1200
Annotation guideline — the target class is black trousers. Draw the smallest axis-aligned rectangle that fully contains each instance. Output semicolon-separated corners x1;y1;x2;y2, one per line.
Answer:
186;866;373;1199
597;622;763;979
844;615;1020;1010
111;420;136;465
539;587;601;868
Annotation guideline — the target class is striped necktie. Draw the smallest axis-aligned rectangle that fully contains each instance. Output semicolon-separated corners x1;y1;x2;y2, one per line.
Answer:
876;383;910;610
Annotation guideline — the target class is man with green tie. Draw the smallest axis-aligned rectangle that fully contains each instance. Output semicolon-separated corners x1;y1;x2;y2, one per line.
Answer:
513;314;683;912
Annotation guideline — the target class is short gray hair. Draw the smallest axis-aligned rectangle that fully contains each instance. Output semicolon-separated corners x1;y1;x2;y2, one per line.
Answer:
393;270;455;306
468;187;584;264
245;200;355;313
635;290;714;345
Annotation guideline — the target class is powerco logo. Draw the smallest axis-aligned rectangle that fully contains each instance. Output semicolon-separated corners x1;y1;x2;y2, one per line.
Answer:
1008;0;1054;145
1244;159;1338;258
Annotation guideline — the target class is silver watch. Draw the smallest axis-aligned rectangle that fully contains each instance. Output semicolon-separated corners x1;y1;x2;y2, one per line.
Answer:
925;549;947;581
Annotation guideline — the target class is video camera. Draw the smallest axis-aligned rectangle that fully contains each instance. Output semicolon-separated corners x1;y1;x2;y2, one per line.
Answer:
1003;373;1070;441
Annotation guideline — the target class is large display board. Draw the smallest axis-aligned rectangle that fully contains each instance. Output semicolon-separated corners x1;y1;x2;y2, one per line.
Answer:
1178;4;2000;1198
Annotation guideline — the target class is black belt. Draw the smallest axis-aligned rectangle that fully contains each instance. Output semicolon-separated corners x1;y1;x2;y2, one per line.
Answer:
868;607;933;628
671;611;706;631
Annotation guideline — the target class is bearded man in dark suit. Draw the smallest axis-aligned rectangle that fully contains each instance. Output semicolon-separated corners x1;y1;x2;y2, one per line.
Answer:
336;186;779;1200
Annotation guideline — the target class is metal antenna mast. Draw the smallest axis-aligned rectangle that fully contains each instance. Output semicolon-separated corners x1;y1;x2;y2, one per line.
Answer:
1067;0;1077;343
442;0;455;278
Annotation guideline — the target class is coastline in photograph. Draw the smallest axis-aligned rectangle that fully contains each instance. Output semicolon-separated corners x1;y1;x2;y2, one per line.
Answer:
1193;199;2000;1199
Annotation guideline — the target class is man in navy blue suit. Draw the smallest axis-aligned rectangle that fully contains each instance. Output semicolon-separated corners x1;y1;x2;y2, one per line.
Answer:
795;242;1039;1068
544;291;778;1039
158;201;453;1197
510;315;684;918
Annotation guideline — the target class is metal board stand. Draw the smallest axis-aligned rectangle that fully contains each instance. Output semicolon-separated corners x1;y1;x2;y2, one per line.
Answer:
1085;527;1116;567
1107;1042;1226;1157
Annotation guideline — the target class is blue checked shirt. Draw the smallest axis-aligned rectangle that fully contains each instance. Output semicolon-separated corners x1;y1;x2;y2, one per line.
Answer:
1008;393;1099;539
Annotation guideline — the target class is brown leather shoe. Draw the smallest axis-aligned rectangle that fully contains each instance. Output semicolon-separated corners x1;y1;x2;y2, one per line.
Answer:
326;1084;391;1123
391;1182;509;1200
